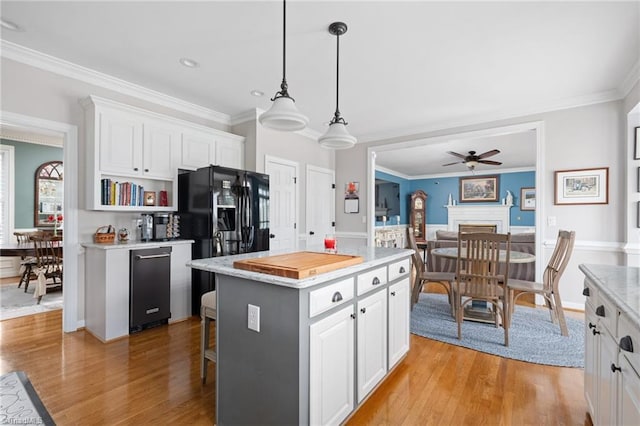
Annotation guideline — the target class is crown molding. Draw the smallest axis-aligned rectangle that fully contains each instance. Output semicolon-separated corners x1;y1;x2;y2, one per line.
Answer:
357;88;623;144
1;40;231;125
376;165;535;180
618;58;640;98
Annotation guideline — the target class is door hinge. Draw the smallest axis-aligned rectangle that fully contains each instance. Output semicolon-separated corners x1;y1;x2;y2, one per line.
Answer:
293;177;297;184
294;223;297;229
332;221;335;227
331;183;336;189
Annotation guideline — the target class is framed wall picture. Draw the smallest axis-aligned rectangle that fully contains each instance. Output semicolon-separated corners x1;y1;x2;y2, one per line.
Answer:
459;175;499;202
554;167;609;205
520;187;536;211
635;126;640;160
344;181;359;213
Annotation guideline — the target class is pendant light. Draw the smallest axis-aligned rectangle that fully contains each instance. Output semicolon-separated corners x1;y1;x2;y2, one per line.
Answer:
318;22;356;150
259;0;308;131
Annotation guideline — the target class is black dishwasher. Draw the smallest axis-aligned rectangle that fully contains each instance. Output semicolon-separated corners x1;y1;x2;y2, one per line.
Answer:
130;246;172;333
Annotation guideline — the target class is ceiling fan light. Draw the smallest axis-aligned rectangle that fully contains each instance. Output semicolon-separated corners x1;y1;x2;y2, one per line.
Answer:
318;122;357;149
466;160;479;168
259;96;308;131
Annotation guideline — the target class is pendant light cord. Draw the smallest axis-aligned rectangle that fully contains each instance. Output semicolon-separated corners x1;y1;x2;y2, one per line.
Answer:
282;0;287;84
334;30;340;119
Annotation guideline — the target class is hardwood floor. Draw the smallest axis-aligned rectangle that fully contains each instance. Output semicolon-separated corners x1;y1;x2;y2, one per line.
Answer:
0;302;589;425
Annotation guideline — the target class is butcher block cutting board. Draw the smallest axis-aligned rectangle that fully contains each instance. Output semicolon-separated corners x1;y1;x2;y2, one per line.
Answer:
233;251;363;279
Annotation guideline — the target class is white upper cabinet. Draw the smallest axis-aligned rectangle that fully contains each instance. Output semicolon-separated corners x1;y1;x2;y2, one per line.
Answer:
180;128;244;171
143;119;179;179
82;95;244;211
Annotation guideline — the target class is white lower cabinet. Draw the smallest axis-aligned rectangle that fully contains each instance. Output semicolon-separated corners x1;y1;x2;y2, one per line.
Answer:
583;274;640;426
388;278;410;368
309;305;355;426
357;289;388;402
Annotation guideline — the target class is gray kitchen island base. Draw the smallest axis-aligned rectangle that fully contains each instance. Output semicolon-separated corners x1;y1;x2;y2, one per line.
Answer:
189;247;412;426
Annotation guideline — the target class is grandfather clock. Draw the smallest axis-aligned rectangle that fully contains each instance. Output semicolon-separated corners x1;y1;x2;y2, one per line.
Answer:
409;190;427;243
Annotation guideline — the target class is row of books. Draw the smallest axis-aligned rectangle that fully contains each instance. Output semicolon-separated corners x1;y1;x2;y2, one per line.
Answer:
101;179;145;206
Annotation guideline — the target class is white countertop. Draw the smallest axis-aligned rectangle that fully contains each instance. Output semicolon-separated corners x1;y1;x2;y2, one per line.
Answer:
82;239;194;250
187;246;413;289
579;264;640;329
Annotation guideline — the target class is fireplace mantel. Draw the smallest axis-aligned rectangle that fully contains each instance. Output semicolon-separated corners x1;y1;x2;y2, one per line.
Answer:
446;204;512;233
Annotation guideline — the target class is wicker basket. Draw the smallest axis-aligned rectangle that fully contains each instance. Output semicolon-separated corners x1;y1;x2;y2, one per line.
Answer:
94;226;116;244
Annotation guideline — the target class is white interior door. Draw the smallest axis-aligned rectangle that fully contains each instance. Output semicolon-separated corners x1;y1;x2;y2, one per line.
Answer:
306;165;335;248
265;156;298;252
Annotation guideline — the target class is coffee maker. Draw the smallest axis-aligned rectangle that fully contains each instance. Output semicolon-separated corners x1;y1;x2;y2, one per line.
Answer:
153;213;170;241
140;214;153;241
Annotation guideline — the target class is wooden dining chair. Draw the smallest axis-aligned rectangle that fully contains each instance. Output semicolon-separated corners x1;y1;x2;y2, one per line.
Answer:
508;230;576;336
30;235;63;304
407;227;456;314
14;231;43;290
455;232;511;346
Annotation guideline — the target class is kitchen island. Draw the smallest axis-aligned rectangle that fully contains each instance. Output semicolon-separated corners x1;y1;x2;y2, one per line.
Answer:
580;264;640;425
188;246;413;426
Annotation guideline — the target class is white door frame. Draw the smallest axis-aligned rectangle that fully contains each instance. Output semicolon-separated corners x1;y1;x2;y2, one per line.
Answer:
265;155;299;250
368;121;545;282
1;111;79;333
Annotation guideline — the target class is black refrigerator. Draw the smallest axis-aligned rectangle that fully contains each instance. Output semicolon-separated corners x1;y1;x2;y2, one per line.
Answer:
178;165;270;315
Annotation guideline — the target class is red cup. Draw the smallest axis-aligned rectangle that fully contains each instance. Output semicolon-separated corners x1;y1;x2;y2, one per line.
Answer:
324;234;337;252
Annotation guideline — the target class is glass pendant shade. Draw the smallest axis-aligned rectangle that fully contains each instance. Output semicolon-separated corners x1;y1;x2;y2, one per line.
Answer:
259;96;308;131
318;122;357;149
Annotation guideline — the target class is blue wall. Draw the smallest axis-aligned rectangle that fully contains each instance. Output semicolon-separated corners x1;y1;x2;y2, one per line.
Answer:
2;139;64;228
377;170;536;226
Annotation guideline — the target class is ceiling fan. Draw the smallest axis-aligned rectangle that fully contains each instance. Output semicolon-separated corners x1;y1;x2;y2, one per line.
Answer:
442;149;502;170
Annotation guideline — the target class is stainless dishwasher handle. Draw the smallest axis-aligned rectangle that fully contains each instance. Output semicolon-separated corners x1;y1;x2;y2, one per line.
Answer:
136;254;171;260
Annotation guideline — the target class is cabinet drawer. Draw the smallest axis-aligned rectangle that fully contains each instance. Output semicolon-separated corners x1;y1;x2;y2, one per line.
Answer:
357;267;387;296
596;292;617;338
309;278;354;318
388;258;410;282
619;312;640;375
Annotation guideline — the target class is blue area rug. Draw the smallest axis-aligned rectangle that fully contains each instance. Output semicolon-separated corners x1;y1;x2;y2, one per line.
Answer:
411;293;584;367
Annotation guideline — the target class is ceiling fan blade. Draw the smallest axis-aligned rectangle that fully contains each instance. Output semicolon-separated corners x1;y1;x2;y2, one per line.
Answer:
477;149;500;159
446;151;467;159
442;161;463;166
478;160;502;165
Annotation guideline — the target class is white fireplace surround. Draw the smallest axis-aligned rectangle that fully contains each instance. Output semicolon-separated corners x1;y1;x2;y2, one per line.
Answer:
446;204;512;233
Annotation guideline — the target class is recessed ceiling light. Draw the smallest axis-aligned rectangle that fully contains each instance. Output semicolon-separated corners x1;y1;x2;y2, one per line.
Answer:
1;18;24;32
179;57;199;68
250;90;264;97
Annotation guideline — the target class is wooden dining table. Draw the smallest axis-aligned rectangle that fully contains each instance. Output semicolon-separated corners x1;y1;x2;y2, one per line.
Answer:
0;242;37;257
431;247;535;323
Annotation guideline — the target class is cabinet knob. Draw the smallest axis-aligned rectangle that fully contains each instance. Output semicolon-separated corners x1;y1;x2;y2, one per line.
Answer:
309;231;315;235
595;305;605;317
391;291;396;296
610;363;621;373
588;322;597;329
360;307;366;314
399;266;406;274
269;234;275;238
620;336;634;353
144;168;149;172
592;329;600;336
372;277;381;286
133;167;139;171
350;313;356;319
582;287;590;296
331;292;343;303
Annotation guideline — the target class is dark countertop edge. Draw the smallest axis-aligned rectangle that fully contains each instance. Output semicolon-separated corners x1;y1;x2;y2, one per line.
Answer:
579;263;640;331
188;248;413;289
